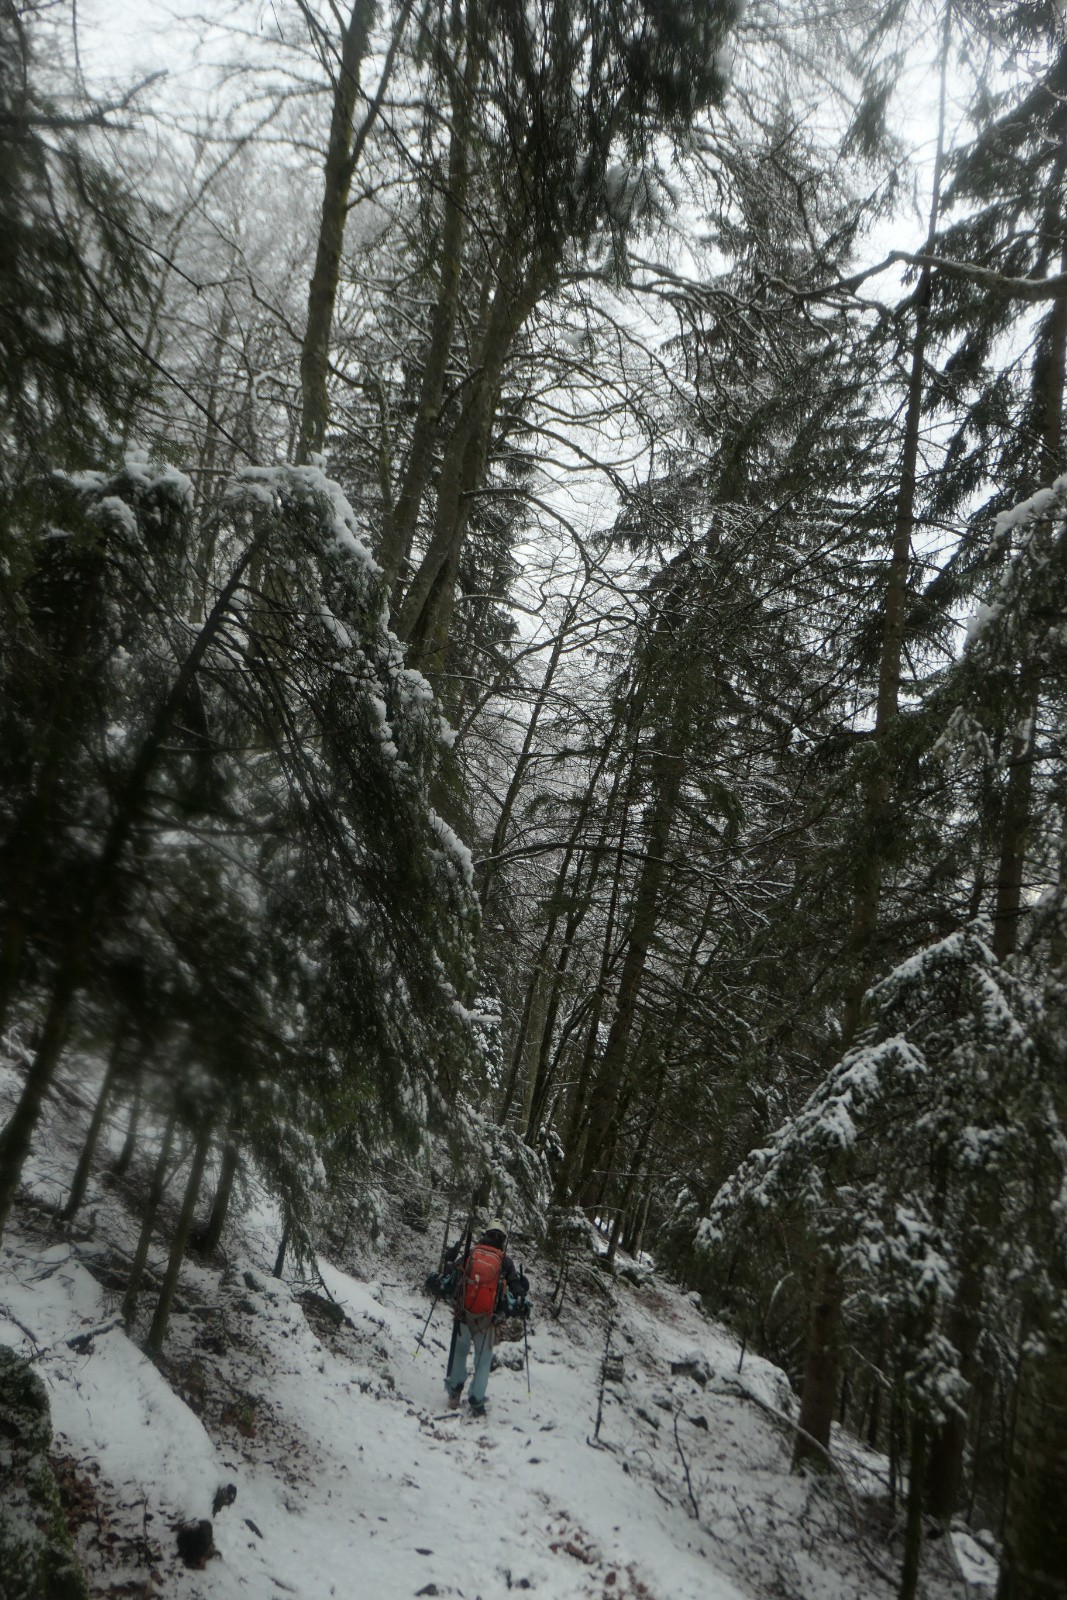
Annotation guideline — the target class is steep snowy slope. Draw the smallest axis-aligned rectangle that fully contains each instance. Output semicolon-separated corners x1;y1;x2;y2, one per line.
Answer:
0;1055;989;1600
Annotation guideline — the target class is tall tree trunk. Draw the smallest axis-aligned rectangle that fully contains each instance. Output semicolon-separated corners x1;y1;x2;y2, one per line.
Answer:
926;1241;983;1520
605;1073;665;1266
992;706;1037;961
793;1255;843;1469
479;603;575;918
274;1214;292;1279
791;9;954;1469
111;1071;142;1178
122;1111;177;1327
378;0;479;589
838;1;953;1043
59;1026;127;1224
551;778;636;1206
898;1414;928;1600
503;696;633;1131
0;566;100;1034
193;1129;241;1254
991;237;1067;960
295;0;412;464
145;1120;212;1357
395;251;547;668
575;710;687;1210
997;1315;1067;1600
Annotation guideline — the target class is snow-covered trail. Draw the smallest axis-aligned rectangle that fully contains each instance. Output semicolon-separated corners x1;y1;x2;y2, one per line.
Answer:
0;1059;978;1600
1;1208;756;1600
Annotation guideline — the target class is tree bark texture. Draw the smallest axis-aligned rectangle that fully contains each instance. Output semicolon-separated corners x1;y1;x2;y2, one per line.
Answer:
59;1028;127;1223
898;1414;928;1600
793;1256;842;1470
145;1121;212;1356
122;1112;177;1327
997;1319;1067;1600
395;251;547;668
576;710;687;1210
295;0;410;464
194;1133;240;1254
0;562;100;1035
379;0;479;589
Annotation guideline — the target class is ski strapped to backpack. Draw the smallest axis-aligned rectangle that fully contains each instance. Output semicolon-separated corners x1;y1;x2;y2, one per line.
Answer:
445;1216;474;1376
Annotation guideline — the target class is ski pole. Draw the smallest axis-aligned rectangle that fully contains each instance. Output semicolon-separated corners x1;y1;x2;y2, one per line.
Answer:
442;1215;473;1384
522;1261;531;1396
414;1292;440;1358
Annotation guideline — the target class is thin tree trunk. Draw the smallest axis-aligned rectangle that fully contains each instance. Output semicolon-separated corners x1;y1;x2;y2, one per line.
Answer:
605;1077;664;1266
899;1414;928;1600
997;1299;1067;1600
193;1131;240;1254
576;710;687;1210
791;9;954;1458
992;710;1037;960
122;1111;177;1327
551;782;635;1207
793;1256;842;1470
111;1071;142;1178
379;0;479;588
395;252;547;668
926;1246;983;1520
59;1027;128;1223
144;1120;212;1357
839;0;953;1043
479;602;576;918
295;0;412;464
274;1215;292;1279
0;568;100;1033
508;698;632;1132
990;237;1067;960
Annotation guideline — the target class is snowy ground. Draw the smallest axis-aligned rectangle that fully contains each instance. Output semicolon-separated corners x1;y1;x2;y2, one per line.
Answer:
1;1054;992;1600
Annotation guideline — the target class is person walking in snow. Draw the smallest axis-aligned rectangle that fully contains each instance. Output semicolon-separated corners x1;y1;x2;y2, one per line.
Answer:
442;1219;529;1415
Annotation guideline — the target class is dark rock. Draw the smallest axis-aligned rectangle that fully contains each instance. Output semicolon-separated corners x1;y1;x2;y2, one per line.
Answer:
242;1270;263;1292
212;1483;237;1515
176;1519;214;1568
670;1357;710;1386
298;1290;349;1330
0;1345;90;1599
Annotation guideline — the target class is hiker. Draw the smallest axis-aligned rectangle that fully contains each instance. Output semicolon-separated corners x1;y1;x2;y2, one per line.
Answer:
442;1219;529;1414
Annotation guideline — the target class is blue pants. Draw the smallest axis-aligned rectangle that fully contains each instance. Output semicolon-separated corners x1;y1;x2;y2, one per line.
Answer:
446;1317;493;1404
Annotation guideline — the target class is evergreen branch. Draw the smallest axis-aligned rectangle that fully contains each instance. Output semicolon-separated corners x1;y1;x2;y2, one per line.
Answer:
798;251;1067;305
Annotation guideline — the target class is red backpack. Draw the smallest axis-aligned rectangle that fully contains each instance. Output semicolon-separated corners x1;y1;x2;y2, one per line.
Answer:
462;1243;503;1317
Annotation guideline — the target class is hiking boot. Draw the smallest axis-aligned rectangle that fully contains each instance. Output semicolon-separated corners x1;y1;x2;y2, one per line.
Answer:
446;1386;463;1410
468;1397;486;1417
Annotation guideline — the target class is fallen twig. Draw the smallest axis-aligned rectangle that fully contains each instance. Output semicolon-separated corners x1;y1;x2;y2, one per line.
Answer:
674;1408;700;1520
590;1315;615;1445
25;1315;124;1363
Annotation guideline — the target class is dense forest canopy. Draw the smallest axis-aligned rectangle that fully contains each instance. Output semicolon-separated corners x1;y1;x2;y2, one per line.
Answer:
2;0;1067;1595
